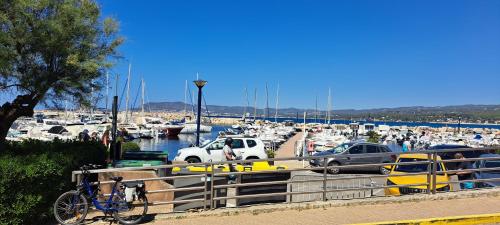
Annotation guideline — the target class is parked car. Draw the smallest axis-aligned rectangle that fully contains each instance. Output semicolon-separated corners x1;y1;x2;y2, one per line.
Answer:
473;154;500;188
309;142;396;174
385;154;452;196
173;137;268;163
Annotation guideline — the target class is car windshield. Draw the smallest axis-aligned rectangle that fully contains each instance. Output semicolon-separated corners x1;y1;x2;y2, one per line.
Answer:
394;158;441;173
330;143;354;154
200;139;213;148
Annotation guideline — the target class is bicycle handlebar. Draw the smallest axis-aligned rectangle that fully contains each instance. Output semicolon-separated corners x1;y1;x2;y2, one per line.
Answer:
80;164;102;174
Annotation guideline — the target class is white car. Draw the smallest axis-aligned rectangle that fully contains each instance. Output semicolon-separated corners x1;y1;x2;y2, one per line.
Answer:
174;137;268;163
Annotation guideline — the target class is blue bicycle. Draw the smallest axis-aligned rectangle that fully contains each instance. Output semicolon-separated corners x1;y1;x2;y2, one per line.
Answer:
53;164;148;225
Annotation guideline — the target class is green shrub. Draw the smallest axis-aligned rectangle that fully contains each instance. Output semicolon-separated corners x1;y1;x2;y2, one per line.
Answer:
366;131;381;143
121;141;141;152
0;140;106;225
266;149;275;158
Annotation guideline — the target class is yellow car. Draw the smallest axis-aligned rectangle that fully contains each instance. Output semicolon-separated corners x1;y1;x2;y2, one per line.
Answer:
385;154;452;196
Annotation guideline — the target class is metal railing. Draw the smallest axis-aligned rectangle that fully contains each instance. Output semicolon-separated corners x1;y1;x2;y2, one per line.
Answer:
72;147;500;212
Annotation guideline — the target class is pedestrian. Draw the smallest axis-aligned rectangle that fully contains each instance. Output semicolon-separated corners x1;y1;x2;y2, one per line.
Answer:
454;153;474;189
102;129;110;147
402;137;411;152
90;132;98;141
78;129;90;142
223;137;238;184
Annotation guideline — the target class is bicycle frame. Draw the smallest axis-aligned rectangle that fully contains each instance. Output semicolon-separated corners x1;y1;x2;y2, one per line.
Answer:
80;176;120;212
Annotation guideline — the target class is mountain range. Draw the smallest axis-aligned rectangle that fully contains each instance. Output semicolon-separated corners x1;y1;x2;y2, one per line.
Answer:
141;102;500;121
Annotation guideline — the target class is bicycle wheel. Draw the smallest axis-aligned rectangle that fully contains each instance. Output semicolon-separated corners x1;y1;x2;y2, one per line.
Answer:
53;191;88;225
112;193;148;225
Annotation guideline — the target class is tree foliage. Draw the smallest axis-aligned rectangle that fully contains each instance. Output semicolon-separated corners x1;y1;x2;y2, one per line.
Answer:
366;131;381;143
0;0;122;144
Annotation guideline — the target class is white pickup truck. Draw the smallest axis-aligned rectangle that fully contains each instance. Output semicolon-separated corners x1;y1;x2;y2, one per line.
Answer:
173;137;268;163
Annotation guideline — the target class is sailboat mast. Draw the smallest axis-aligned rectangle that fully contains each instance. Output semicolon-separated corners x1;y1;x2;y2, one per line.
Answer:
125;63;131;123
275;82;280;123
328;88;332;124
315;95;318;123
243;87;248;119
184;80;188;116
265;83;269;120
105;72;109;114
253;88;257;121
141;78;145;115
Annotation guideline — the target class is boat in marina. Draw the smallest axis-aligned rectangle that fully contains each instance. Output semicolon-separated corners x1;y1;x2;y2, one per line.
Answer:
163;125;184;137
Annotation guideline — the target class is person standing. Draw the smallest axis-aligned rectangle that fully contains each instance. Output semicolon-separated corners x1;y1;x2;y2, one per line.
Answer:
402;137;411;152
223;138;237;184
454;153;474;189
102;129;110;147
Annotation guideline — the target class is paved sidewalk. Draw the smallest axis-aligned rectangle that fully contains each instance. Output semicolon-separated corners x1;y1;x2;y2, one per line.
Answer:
151;195;500;225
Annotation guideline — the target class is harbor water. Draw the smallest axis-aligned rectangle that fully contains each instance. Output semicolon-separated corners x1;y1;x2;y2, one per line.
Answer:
133;125;229;160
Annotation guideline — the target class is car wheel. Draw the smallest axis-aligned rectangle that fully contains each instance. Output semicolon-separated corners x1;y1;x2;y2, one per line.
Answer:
185;157;201;163
327;161;340;174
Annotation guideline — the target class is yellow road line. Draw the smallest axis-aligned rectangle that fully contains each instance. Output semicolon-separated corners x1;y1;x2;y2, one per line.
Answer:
351;213;500;225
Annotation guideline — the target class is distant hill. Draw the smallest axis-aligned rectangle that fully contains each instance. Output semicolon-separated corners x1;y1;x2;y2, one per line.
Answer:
141;102;500;122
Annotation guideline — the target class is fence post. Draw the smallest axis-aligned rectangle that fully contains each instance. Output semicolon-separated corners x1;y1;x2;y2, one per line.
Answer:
203;165;208;210
210;163;215;210
432;152;438;194
323;156;327;201
427;153;432;194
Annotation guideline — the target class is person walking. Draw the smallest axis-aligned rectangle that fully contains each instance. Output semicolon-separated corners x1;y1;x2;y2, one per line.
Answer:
223;138;238;184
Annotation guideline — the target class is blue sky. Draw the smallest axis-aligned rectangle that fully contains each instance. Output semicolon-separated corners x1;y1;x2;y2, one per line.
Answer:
74;1;500;109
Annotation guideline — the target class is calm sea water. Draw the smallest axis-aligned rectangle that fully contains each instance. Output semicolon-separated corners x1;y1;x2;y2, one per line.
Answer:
133;125;229;160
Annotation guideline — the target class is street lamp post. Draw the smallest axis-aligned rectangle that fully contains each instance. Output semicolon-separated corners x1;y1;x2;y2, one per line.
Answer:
194;79;207;146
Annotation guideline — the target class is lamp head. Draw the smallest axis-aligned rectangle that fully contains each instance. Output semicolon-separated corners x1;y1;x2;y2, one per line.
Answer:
193;80;207;88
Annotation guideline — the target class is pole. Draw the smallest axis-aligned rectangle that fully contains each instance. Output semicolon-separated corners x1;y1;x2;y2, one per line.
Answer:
253;88;257;121
302;111;307;168
105;72;109;114
265;83;269;121
141;78;145;115
275;82;280;123
111;96;118;166
315;95;318;123
194;79;207;146
184;80;188;116
125;63;131;123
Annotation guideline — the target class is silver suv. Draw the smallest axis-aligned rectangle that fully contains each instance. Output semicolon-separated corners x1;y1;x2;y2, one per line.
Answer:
310;142;396;174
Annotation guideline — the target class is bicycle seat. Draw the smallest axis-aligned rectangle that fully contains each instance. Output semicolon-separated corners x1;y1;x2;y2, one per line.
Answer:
110;176;123;182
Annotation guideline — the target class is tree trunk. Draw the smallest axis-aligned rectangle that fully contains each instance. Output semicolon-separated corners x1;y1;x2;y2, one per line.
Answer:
0;94;41;149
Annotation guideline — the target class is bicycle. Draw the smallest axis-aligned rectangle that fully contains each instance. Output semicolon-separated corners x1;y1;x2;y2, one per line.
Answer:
53;164;148;225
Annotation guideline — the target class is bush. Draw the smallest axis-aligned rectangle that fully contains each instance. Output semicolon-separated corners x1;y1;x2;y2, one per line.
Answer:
366;131;381;143
0;140;106;225
266;149;275;158
121;141;140;152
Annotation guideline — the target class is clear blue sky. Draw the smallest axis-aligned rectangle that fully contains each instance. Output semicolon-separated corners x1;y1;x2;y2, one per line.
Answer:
98;0;500;110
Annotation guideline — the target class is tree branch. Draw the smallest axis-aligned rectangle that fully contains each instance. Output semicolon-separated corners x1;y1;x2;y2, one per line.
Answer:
0;83;22;90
